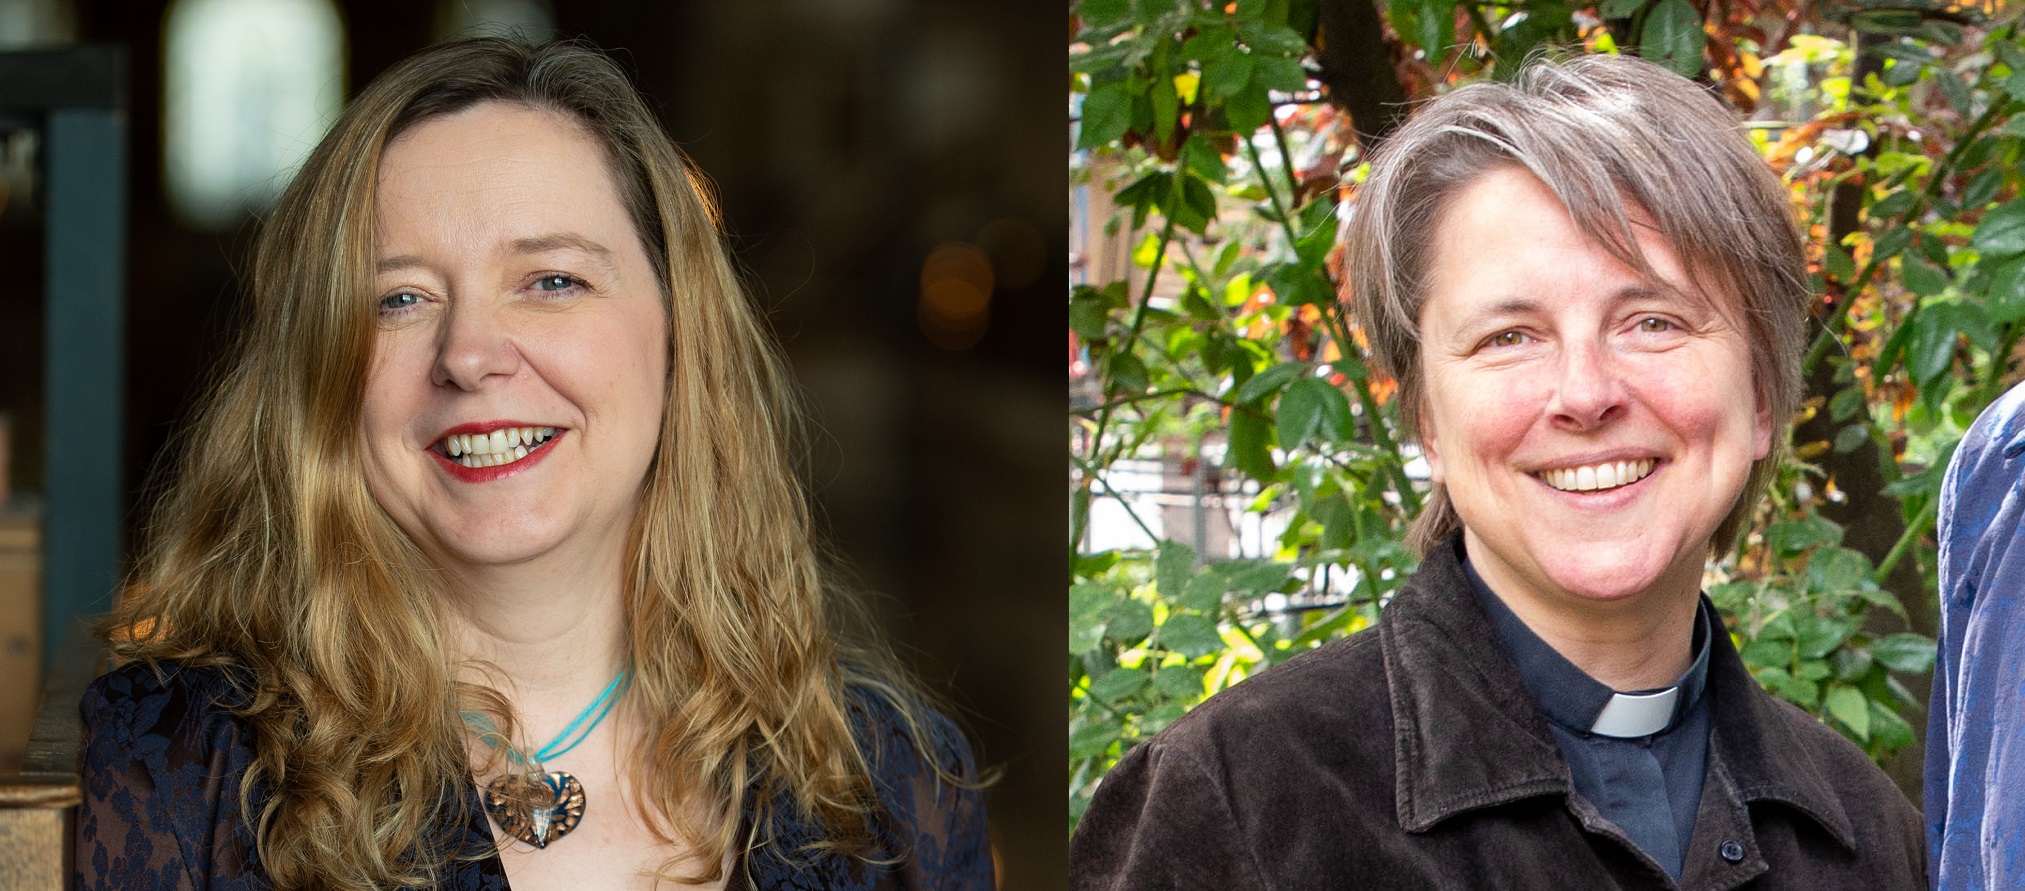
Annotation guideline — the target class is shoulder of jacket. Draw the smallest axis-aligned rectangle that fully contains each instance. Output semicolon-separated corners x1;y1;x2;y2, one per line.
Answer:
1759;694;1920;825
84;659;247;721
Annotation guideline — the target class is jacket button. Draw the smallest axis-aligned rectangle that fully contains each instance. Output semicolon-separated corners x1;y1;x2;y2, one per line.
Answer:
1719;840;1745;863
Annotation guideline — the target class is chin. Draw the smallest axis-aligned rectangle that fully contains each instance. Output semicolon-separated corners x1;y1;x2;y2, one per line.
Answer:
1543;554;1673;604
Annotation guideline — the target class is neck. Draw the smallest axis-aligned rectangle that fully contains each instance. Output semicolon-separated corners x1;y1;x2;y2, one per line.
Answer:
1464;536;1699;692
438;550;632;739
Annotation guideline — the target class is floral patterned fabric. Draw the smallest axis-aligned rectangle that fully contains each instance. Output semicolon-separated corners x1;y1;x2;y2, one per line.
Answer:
77;661;993;890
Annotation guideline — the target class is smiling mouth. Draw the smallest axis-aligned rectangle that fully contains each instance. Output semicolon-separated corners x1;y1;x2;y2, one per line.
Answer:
434;426;558;469
1537;459;1657;493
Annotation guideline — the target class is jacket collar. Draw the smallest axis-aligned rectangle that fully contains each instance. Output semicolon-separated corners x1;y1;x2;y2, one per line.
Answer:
1379;534;1856;852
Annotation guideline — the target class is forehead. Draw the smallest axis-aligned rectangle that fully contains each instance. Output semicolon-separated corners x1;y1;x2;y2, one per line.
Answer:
373;101;636;257
1423;167;1728;317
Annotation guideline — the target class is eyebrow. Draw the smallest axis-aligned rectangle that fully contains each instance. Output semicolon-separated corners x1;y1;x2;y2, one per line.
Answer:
374;232;617;275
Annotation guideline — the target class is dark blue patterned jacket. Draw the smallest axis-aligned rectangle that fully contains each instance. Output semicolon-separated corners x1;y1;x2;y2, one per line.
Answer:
77;661;992;890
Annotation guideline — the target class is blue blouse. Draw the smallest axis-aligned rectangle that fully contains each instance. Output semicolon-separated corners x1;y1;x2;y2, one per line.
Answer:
76;661;993;890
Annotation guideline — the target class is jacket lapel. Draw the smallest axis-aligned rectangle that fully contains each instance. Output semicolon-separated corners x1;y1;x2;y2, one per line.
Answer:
1381;540;1574;832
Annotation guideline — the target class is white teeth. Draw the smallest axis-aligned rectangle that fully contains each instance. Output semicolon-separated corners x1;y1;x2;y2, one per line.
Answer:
442;427;558;470
1541;459;1655;492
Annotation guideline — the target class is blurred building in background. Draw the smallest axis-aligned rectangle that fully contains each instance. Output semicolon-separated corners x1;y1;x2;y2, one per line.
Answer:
0;0;1062;884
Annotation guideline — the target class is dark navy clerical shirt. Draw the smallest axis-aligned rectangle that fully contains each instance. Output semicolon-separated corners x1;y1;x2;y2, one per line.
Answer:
1463;548;1713;881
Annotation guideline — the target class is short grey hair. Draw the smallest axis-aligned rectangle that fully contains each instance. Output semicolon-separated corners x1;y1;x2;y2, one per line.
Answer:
1344;53;1808;557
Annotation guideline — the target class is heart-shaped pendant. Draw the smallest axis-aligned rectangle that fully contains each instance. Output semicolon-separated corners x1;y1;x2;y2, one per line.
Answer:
483;770;585;848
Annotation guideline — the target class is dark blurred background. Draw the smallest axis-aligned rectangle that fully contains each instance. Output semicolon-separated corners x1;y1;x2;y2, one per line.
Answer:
0;0;1062;885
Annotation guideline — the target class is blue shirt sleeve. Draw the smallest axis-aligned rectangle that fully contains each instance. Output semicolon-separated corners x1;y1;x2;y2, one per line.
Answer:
1928;380;2025;889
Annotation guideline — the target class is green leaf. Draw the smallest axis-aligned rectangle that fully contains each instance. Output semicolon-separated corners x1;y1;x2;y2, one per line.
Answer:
1904;311;1954;387
1642;0;1705;78
1874;225;1913;261
1103;598;1155;643
1149;74;1179;144
1152;664;1208;700
1226;559;1293;594
1794;614;1853;660
1077;0;1133;28
1158;614;1225;660
1962;168;2004;211
1233;361;1307;403
1078;81;1133;150
1824;244;1856;283
1069;583;1115;653
1870;703;1916;750
1070;291;1110;341
1833;423;1870;454
1766;515;1840;555
1173;173;1218;235
1107;353;1150;395
1236;20;1307;55
1807;547;1871;593
1934;68;1973;115
1156;539;1196;600
1224;72;1272;133
1418;0;1456;55
1983;255;2025;325
1090;666;1151;702
1600;0;1644;17
1870;188;1916;221
1068;720;1122;759
1276;375;1331;450
1829;385;1865;422
1825;684;1870;741
1873;633;1937;673
1974;200;2025;258
1228;409;1278;478
1180;134;1228;184
1901;254;1949;297
1255;55;1308;93
1201;45;1255;102
1179;572;1228;614
1739;638;1789;670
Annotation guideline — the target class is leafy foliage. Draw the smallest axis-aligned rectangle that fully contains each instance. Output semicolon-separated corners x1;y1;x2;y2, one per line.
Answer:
1070;0;2018;832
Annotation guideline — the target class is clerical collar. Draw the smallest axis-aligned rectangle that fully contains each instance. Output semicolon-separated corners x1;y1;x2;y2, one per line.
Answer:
1461;546;1712;740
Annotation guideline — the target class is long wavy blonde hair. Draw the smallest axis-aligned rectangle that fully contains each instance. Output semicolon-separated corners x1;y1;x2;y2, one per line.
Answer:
106;37;950;889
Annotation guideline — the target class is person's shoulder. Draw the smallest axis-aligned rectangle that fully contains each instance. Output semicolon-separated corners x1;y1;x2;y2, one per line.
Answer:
1758;694;1923;843
1955;380;2025;476
844;681;975;782
82;659;252;763
84;659;247;727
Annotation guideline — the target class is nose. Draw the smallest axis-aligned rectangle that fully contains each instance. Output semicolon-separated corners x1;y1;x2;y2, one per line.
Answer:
1545;339;1627;430
432;299;520;390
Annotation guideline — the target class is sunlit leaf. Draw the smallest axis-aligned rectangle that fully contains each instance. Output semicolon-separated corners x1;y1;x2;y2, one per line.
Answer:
1873;633;1937;673
1826;684;1870;740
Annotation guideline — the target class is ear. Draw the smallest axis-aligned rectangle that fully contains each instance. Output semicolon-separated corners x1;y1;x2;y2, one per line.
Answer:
1417;402;1447;485
1751;387;1774;461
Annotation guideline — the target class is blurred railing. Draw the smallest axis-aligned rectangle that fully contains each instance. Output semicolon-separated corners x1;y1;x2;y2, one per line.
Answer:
0;621;103;889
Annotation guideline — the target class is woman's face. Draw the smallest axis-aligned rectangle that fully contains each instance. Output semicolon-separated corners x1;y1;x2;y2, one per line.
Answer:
1416;166;1770;611
360;101;668;577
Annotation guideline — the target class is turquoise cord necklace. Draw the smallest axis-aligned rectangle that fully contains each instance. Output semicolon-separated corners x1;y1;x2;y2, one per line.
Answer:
464;670;629;849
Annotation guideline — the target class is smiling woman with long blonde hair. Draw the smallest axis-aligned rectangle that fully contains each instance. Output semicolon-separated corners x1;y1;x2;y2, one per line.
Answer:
77;38;989;891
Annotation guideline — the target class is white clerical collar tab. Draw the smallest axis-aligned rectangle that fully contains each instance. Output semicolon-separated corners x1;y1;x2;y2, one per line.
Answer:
1589;687;1678;738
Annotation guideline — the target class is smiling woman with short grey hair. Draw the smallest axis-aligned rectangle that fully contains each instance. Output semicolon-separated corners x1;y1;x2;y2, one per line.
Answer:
1069;53;1924;890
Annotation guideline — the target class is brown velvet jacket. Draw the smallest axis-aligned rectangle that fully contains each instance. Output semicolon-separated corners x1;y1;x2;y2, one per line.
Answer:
1068;539;1926;890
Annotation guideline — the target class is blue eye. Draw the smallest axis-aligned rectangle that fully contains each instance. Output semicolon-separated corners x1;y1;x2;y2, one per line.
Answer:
535;274;581;291
379;291;421;312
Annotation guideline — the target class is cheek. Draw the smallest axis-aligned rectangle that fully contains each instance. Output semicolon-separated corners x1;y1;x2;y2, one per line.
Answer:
1422;370;1547;477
